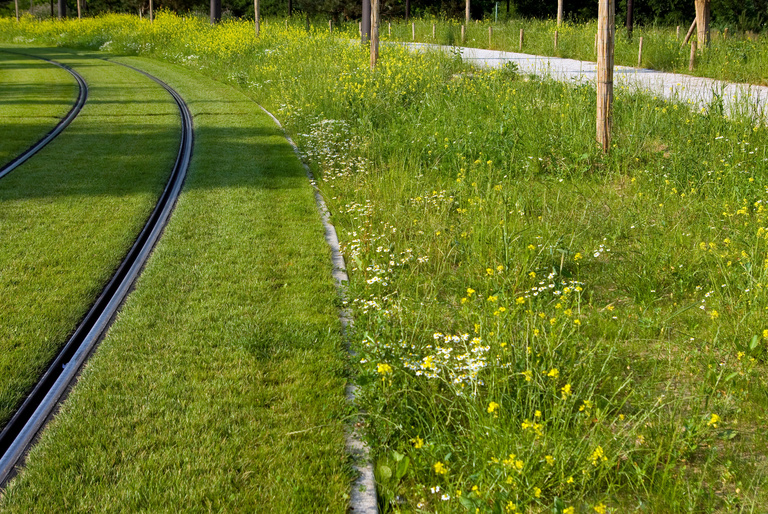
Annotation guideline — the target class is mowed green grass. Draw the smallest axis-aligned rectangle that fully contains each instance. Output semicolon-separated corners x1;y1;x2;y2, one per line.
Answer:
0;46;179;429
0;56;351;512
0;50;78;168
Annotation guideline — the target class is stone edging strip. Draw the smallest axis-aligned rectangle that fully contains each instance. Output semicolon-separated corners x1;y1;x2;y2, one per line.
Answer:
255;104;378;514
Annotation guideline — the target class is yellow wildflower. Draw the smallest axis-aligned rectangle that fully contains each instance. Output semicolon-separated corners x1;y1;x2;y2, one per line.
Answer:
434;461;448;475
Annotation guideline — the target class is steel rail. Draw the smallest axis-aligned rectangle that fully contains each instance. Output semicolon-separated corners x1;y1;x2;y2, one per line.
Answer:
0;51;89;180
0;61;193;487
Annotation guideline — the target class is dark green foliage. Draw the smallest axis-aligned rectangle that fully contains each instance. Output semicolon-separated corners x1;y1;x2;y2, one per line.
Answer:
1;0;767;32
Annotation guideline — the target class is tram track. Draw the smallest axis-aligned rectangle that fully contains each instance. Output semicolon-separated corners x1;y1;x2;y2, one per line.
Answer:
0;51;88;180
0;60;193;487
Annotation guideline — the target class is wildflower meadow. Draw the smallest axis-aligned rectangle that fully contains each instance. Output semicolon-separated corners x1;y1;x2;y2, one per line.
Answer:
2;12;768;512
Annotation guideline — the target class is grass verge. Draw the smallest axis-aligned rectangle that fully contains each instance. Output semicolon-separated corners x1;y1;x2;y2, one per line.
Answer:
0;45;179;429
0;49;78;168
0;55;352;512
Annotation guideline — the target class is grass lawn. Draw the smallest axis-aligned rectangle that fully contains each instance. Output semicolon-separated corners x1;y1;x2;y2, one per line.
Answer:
0;46;179;429
0;55;352;512
0;49;78;168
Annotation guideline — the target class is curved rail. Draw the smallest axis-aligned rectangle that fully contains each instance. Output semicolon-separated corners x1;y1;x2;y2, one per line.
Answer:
0;61;193;487
0;52;89;180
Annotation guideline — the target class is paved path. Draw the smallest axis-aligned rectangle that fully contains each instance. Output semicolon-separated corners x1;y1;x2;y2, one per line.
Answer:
409;43;768;118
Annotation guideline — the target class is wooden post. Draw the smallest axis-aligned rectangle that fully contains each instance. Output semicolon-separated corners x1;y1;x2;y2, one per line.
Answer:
254;0;260;36
596;0;615;153
412;21;415;40
676;25;680;39
210;0;221;24
554;30;558;50
361;0;370;43
489;25;492;47
461;24;465;43
14;0;19;21
519;28;523;51
689;39;696;70
329;19;332;33
695;0;710;48
557;0;563;26
723;27;728;40
626;0;633;38
149;0;152;23
681;18;696;47
637;36;643;67
594;32;597;52
76;0;81;18
57;0;65;18
388;21;391;36
432;23;435;38
465;0;470;25
370;0;379;69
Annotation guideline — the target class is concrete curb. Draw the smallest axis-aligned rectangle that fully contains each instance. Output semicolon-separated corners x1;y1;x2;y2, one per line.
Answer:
255;104;378;514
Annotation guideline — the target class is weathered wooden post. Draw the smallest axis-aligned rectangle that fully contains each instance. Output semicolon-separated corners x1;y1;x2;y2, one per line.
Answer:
149;0;153;22
14;0;19;21
637;36;643;67
519;28;523;51
695;0;710;48
465;0;470;25
597;0;615;153
554;30;559;50
432;23;435;38
723;27;728;40
489;25;492;47
557;0;563;26
676;25;680;39
254;0;260;36
689;39;696;70
370;0;379;69
210;0;221;24
412;22;415;40
461;24;465;43
682;18;696;46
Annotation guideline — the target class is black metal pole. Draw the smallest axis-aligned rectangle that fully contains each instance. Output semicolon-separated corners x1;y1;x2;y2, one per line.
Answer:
362;0;370;43
210;0;221;24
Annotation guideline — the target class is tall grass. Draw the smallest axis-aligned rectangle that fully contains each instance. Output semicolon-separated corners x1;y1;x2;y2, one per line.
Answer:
1;13;768;512
379;17;768;85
